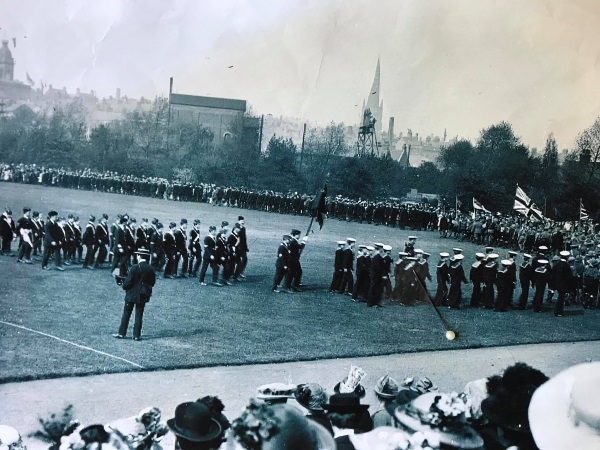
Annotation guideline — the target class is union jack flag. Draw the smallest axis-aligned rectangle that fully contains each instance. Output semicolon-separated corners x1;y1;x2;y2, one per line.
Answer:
514;186;543;221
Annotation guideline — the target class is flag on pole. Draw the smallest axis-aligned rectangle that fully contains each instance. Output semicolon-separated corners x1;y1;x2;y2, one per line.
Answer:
26;72;35;87
12;37;16;48
472;197;490;214
514;185;544;220
580;199;589;221
313;183;328;229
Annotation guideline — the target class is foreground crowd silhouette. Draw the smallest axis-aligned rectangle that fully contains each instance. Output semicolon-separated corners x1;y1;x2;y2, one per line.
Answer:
2;361;598;450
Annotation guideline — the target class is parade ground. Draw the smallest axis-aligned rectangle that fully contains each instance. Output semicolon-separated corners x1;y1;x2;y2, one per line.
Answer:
1;183;600;384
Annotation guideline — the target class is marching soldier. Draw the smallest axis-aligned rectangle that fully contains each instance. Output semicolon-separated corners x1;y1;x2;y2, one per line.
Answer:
507;251;518;308
31;211;44;260
495;260;513;312
352;245;370;302
482;253;499;309
0;208;15;256
216;221;231;285
73;217;83;264
188;219;202;277
338;238;356;295
284;229;306;292
135;218;150;259
82;215;96;269
382;245;394;299
550;251;574;317
227;223;242;282
149;222;165;271
330;241;346;293
392;252;409;302
94;214;110;268
16;207;33;264
199;225;220;286
367;243;385;307
532;259;550;313
469;253;485;307
125;217;137;264
272;235;291;292
110;215;129;274
174;219;188;278
448;254;468;309
163;222;178;279
516;254;534;309
237;216;249;279
434;252;450;306
415;250;432;292
42;211;64;271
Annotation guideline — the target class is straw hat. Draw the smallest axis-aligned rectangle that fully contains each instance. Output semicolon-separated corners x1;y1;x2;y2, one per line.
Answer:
529;362;600;450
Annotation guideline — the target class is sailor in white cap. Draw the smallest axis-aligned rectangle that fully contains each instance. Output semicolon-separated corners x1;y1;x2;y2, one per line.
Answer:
551;251;574;317
448;254;468;309
470;253;486;307
368;243;386;308
482;253;499;309
435;252;450;306
404;236;417;257
517;254;534;310
352;245;371;302
532;259;550;313
330;241;347;293
382;245;394;299
338;238;357;295
495;260;514;312
392;252;409;302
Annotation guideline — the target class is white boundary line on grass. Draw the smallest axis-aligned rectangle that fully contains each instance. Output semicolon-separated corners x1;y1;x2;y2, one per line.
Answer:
0;320;144;369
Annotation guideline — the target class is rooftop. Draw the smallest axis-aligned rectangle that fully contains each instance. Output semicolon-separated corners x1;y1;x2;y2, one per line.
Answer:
169;93;246;112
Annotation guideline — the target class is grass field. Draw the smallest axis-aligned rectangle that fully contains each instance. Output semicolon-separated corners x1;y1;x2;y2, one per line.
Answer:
1;183;599;383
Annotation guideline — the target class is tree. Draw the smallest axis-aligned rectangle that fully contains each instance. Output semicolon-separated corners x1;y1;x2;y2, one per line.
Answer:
575;116;600;182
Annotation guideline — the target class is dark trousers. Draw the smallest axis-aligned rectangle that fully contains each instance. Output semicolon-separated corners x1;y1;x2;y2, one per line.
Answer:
95;244;108;266
83;244;96;267
174;253;188;277
1;236;12;253
199;259;219;283
482;283;495;309
554;290;567;316
273;267;287;290
237;252;248;275
435;282;448;306
111;251;127;272
42;245;62;268
222;258;235;281
188;252;201;275
338;271;354;294
32;237;42;256
284;263;302;289
533;283;546;312
164;252;177;277
352;271;369;300
470;283;481;307
118;302;145;338
18;241;32;261
367;279;383;306
518;282;530;308
330;270;343;291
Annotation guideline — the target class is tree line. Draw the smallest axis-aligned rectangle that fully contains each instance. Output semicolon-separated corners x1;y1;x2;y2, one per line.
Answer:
0;97;599;220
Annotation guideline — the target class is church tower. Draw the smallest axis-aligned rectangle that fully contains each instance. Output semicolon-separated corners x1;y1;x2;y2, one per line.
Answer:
0;40;15;81
362;58;383;138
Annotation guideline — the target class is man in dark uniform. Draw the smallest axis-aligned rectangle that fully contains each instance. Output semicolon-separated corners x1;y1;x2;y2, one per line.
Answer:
188;219;202;277
506;251;518;308
94;214;110;268
469;253;485;307
174;219;188;278
16;207;33;264
448;254;468;309
73;217;83;264
135;218;150;261
199;225;220;286
31;211;44;259
367;243;385;308
482;253;499;309
63;215;76;265
494;260;513;312
236;216;249;279
227;223;242;281
284;229;306;292
113;248;156;341
149;222;165;271
272;235;291;292
216;221;231;285
434;252;450;306
82;215;96;269
551;251;574;317
41;211;64;271
516;253;534;309
163;222;178;279
330;241;346;293
0;208;15;256
110;216;129;274
338;238;356;295
532;259;549;313
352;245;370;302
382;245;394;299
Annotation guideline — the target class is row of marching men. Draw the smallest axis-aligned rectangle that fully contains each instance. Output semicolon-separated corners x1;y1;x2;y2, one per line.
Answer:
435;245;579;317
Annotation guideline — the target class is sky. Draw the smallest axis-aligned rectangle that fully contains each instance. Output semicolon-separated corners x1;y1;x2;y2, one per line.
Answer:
2;0;599;149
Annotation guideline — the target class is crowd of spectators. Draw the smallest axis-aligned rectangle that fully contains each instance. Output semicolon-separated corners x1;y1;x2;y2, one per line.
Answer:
1;361;598;450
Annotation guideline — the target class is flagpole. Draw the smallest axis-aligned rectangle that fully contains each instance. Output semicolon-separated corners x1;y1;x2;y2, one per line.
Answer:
580;198;582;223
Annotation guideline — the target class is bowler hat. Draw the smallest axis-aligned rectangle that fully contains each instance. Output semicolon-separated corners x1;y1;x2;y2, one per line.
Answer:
167;402;222;442
323;393;369;413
